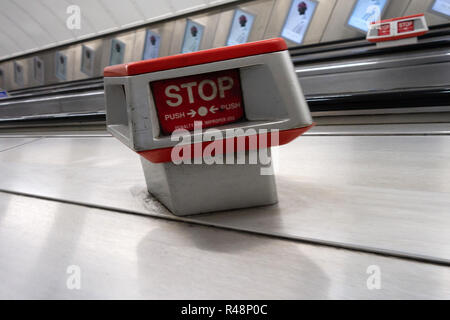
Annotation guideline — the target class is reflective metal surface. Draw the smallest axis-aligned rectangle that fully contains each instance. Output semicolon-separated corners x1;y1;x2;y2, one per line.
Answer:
0;134;449;264
297;49;450;95
0;138;39;152
0;91;105;120
307;123;450;135
407;0;450;26
0;64;5;89
6;58;30;91
0;191;449;299
1;0;448;92
2;25;448;123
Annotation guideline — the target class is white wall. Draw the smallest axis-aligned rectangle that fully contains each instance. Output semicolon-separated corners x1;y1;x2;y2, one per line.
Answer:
0;0;237;60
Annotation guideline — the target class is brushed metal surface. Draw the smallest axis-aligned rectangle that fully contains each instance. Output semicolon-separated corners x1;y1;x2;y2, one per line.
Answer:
307;123;450;135
41;51;57;87
382;0;411;19
9;58;30;91
312;112;450;126
1;61;13;91
0;91;105;120
0;123;448;137
30;55;46;87
321;0;362;42
0;192;449;299
295;49;450;77
4;40;448;122
312;106;450;117
0;138;39;152
0;65;5;89
140;152;278;216
0;135;449;263
299;62;450;95
36;47;77;86
406;0;450;26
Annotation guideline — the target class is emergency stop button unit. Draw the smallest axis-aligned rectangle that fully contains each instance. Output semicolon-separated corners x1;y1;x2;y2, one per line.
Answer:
366;14;429;48
104;38;314;216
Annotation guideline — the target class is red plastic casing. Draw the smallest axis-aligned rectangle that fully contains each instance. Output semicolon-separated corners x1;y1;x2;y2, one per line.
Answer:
104;38;288;77
104;38;314;163
368;14;428;43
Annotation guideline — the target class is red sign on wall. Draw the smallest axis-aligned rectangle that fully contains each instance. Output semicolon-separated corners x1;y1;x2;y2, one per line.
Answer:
151;69;244;135
398;20;414;33
377;24;391;36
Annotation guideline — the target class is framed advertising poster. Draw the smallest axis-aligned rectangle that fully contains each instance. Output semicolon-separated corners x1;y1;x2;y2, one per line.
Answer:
110;39;126;66
226;9;255;46
181;20;204;53
55;52;67;81
142;30;161;60
347;0;389;33
281;0;318;45
33;57;44;84
81;45;95;76
429;0;450;18
14;62;24;86
0;68;4;90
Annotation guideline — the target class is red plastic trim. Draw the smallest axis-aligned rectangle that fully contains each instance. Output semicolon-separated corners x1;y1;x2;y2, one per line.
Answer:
138;124;315;163
371;13;425;24
368;31;427;43
104;38;288;77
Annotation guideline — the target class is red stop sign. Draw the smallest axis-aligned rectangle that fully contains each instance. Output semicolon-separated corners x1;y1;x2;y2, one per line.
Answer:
378;24;391;36
398;20;414;33
151;69;244;135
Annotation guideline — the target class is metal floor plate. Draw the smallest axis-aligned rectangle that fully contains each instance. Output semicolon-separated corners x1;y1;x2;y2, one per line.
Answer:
0;135;449;264
0;192;449;299
0;137;40;152
307;123;450;135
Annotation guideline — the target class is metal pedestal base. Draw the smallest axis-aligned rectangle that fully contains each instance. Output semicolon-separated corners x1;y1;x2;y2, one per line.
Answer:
140;150;278;216
376;37;418;49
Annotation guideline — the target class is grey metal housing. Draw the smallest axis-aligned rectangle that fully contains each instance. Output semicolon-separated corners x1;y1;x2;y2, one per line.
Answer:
104;50;313;151
104;49;312;216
